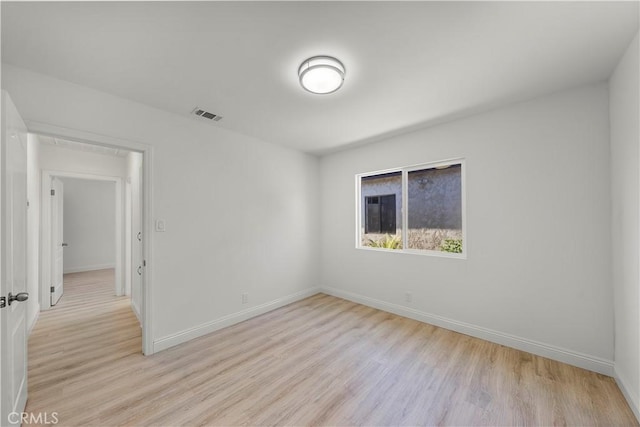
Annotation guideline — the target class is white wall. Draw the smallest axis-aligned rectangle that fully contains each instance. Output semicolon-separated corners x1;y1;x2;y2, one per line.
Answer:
321;84;613;374
60;177;116;273
26;133;40;333
2;64;321;352
610;31;640;420
39;143;127;178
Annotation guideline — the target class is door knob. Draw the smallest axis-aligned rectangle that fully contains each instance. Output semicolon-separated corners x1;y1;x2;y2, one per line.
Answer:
8;292;29;305
137;266;143;276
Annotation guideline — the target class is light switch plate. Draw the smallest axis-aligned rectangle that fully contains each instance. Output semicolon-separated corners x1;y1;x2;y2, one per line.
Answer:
155;220;166;232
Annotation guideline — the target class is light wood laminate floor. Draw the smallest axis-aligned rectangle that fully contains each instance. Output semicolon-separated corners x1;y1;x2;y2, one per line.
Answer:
26;269;638;426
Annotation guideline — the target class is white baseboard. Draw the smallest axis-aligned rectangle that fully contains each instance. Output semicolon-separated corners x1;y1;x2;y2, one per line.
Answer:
321;286;614;376
153;287;321;353
27;304;40;336
615;368;640;423
131;299;142;326
64;263;115;274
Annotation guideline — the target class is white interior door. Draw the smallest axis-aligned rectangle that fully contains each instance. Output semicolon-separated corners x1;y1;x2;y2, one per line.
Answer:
131;163;143;322
50;178;64;306
1;91;29;426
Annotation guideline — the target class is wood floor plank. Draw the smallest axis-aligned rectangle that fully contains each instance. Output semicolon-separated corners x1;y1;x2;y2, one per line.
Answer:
25;269;638;426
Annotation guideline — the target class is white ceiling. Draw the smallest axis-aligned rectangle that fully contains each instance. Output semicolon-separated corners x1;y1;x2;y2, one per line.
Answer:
39;135;129;158
2;2;638;154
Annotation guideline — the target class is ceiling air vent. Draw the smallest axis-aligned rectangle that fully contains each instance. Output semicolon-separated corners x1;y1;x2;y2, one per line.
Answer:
192;107;223;122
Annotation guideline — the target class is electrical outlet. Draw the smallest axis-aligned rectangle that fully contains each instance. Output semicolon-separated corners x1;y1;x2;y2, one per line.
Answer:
404;291;412;303
242;293;249;304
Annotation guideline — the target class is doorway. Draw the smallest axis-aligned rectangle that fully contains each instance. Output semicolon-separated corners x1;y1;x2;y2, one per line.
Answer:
30;126;153;356
41;171;124;307
48;176;121;308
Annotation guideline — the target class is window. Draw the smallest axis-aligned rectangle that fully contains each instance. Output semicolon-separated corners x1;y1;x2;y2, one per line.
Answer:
357;159;465;256
360;172;402;249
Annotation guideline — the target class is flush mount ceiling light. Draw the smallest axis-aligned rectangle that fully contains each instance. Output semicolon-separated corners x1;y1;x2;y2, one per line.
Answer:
298;56;345;94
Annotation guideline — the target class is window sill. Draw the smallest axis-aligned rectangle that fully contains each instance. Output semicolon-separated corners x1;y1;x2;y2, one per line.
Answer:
356;245;467;259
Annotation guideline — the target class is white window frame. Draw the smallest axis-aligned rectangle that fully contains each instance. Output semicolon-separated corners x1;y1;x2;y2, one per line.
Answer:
355;158;466;259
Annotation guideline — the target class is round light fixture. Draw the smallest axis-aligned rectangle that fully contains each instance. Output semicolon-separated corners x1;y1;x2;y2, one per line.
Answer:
298;56;345;94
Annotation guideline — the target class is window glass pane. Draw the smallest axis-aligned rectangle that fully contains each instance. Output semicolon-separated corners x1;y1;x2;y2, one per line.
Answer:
407;164;462;252
361;172;402;249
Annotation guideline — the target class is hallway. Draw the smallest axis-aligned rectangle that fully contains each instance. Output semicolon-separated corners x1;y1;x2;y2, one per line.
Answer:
25;269;141;425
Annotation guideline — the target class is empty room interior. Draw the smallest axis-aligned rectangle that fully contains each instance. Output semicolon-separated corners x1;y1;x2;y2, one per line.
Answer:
1;1;639;426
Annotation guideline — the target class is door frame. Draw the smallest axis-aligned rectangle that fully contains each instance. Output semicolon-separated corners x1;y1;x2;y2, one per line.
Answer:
29;121;154;356
41;171;123;304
